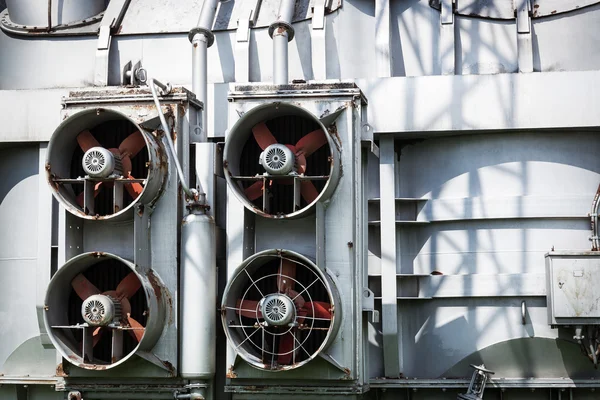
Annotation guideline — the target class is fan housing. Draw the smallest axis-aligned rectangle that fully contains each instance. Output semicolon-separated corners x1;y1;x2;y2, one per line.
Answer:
44;252;167;370
221;249;341;371
46;108;167;221
223;103;341;219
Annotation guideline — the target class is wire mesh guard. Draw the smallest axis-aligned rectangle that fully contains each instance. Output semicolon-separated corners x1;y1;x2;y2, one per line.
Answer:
222;251;339;371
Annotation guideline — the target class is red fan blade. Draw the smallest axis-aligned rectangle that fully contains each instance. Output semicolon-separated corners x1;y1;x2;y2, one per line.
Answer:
119;296;132;316
116;272;141;299
252;123;278;150
75;182;102;207
277;259;296;293
124;175;144;200
300;180;319;204
93;327;103;347
127;314;145;342
295;129;327;157
71;274;101;300
235;299;263;319
244;181;264;201
304;302;332;319
118;131;146;158
277;332;295;365
77;130;101;152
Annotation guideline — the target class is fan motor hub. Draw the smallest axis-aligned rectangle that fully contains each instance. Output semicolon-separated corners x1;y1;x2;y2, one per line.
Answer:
260;294;295;326
259;144;295;175
82;147;123;178
81;294;122;326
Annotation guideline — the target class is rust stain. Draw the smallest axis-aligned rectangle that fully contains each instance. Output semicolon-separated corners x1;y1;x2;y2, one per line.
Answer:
56;363;68;377
226;366;238;378
327;122;342;152
146;269;163;301
551;10;557;14
162;360;176;377
90;251;106;258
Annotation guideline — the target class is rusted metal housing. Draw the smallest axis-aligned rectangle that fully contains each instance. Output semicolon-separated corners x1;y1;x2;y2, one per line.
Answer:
43;252;167;370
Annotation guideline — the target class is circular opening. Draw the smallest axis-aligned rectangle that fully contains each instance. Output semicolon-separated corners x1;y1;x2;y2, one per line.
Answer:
224;103;338;218
222;250;339;371
47;109;164;220
45;254;149;369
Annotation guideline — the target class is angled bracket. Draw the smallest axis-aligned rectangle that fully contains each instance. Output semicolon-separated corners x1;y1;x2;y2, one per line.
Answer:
235;0;262;82
94;0;131;86
516;0;533;72
440;0;455;75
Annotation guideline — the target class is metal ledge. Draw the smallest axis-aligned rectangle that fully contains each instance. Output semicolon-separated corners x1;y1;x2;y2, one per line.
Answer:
371;377;600;389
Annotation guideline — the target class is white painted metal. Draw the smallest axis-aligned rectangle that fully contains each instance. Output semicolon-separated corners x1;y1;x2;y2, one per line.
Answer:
5;0;105;27
181;211;216;378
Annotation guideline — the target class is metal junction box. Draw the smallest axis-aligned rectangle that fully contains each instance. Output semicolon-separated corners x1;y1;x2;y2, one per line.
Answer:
546;252;600;326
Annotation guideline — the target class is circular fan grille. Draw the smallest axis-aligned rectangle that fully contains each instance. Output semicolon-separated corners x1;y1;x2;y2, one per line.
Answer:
265;147;286;171
222;251;340;371
81;294;119;326
84;299;105;322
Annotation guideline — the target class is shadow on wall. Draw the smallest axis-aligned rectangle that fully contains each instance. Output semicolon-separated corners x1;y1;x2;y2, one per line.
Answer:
443;337;600;379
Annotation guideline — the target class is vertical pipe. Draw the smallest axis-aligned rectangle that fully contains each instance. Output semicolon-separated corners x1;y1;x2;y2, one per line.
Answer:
269;0;296;85
192;33;209;142
273;30;289;85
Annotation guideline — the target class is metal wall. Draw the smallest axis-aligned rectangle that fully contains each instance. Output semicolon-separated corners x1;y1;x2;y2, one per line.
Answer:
2;0;600;399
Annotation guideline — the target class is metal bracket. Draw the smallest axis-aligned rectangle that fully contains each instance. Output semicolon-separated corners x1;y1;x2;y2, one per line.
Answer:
122;60;143;86
94;0;131;86
440;0;455;75
362;287;380;323
515;0;533;72
235;0;262;82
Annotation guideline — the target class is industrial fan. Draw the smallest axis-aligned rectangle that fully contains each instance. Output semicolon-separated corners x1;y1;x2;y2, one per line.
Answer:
221;250;341;371
223;102;341;218
46;108;167;220
74;129;147;210
44;252;167;370
244;122;328;204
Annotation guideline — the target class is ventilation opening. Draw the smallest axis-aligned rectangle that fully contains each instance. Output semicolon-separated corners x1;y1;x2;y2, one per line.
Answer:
231;257;331;368
66;259;147;364
68;119;149;217
238;115;330;215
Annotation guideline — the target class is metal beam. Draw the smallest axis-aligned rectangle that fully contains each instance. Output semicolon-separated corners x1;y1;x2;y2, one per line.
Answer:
440;0;455;75
375;0;392;77
379;135;400;378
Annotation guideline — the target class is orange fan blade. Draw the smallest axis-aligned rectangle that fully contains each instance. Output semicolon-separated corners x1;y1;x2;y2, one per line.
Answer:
77;130;101;152
124;175;144;200
277;331;296;365
127;314;145;342
71;274;101;300
118;131;146;158
277;259;296;293
245;181;264;201
75;182;102;207
304;302;332;320
116;272;141;300
295;129;327;157
300;180;319;204
252;123;278;150
235;299;263;319
93;327;104;347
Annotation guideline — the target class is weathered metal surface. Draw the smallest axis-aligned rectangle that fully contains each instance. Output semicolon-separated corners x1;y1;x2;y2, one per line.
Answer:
429;0;600;19
117;0;342;35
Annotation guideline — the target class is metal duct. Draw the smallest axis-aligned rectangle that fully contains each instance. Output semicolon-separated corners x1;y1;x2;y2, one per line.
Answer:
5;0;105;28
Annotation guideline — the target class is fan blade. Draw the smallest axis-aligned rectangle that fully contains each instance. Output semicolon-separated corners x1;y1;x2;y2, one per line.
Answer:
77;130;101;152
252;123;278;150
75;182;102;207
304;302;332;319
118;131;146;158
245;181;264;201
295;129;327;157
72;274;101;300
300;180;319;204
277;332;295;365
93;327;104;347
277;259;296;293
124;175;144;200
116;272;141;299
127;315;145;342
235;299;263;319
